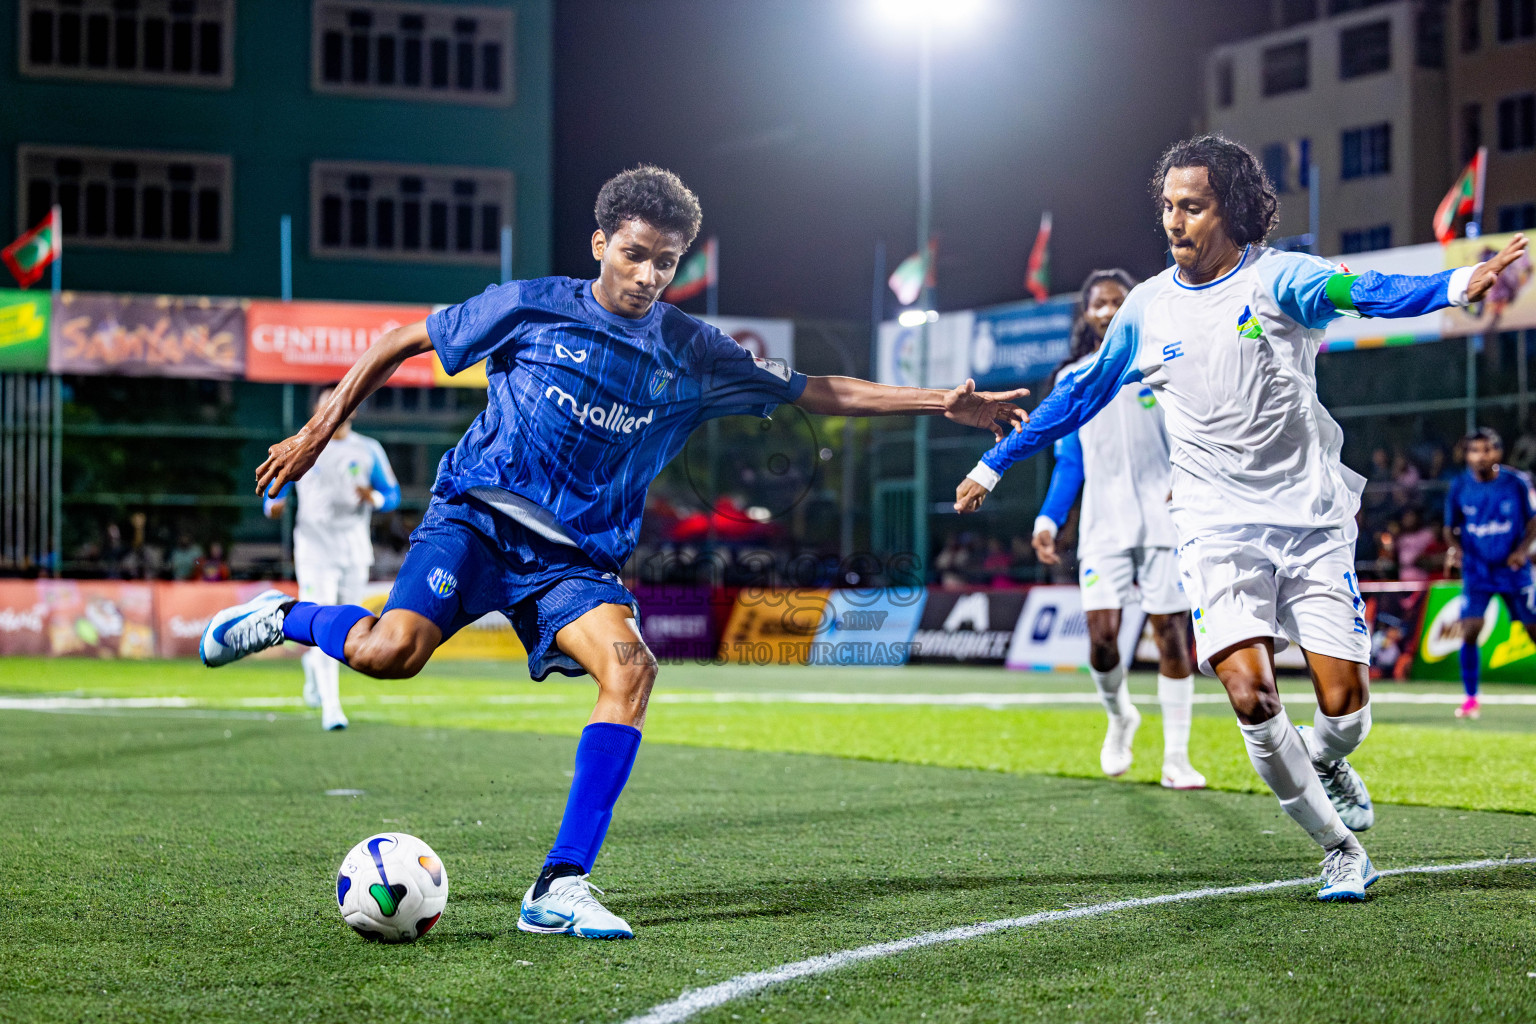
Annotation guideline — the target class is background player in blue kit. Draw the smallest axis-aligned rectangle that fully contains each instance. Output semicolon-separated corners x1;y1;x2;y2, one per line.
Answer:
197;166;1029;939
1444;428;1536;719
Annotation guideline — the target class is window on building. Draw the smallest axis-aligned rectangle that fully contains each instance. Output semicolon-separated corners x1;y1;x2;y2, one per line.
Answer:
1463;102;1484;161
1262;40;1310;96
1498;94;1536;151
1341;122;1392;178
1416;2;1447;66
1498;203;1536;231
310;161;512;265
1329;0;1393;12
1214;57;1234;108
20;0;234;87
312;2;514;105
1340;20;1393;77
1340;225;1393;253
19;145;230;251
1262;143;1289;192
1279;0;1319;26
1497;0;1535;40
1462;0;1483;49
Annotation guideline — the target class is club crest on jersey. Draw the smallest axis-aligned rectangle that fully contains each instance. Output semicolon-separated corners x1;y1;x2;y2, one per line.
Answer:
1236;306;1264;340
426;568;457;598
647;368;675;399
1136;386;1156;409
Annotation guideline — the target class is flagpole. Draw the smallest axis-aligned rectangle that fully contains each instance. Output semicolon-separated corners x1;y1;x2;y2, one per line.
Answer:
912;20;933;583
705;237;719;570
49;205;62;294
48;203;61;577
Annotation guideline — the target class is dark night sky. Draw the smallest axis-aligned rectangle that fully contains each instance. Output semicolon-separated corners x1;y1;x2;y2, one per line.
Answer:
550;0;1272;322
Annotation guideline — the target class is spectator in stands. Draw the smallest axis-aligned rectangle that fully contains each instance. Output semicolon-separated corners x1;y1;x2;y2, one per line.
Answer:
102;522;127;579
195;542;231;582
1510;412;1536;473
169;533;203;581
981;536;1013;588
935;533;970;588
120;512;163;579
1394;507;1442;582
1363;447;1393;530
1391;450;1422;511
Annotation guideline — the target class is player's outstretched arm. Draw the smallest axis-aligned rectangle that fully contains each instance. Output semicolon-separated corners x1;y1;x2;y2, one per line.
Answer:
1030;432;1085;565
255;320;433;499
794;377;1029;441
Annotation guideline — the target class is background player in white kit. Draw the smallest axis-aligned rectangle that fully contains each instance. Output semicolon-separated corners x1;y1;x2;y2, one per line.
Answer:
956;134;1527;900
1025;268;1204;789
264;386;400;730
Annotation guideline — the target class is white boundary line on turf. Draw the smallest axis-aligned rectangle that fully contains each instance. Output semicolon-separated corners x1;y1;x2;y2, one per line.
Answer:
621;857;1536;1024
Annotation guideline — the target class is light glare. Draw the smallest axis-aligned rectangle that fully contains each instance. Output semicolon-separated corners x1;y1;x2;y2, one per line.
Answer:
870;0;984;32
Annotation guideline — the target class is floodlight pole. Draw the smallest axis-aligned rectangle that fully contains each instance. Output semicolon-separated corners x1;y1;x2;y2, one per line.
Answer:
912;22;933;582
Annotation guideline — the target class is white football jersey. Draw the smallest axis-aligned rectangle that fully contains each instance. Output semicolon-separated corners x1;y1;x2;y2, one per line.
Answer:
290;431;398;569
1052;352;1178;557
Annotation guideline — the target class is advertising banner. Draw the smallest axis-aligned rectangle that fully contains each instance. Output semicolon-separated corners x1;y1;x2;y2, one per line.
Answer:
35;580;156;658
810;587;926;667
0;580;48;654
153;581;300;659
50;292;246;378
719;588;831;666
357;580;525;660
1317;243;1444;352
1413;581;1536;683
703;316;795;365
909;587;1028;665
0;289;51;371
634;584;718;662
876;313;975;389
245;300;435;385
1005;584;1142;671
878;296;1079;390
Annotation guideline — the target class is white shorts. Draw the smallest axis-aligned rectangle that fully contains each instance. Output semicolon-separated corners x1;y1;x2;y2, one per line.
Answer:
1176;521;1369;674
297;561;370;608
1079;546;1188;614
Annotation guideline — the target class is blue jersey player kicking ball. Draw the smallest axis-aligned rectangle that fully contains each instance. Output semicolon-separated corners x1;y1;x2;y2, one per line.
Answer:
198;166;1029;939
1444;427;1536;719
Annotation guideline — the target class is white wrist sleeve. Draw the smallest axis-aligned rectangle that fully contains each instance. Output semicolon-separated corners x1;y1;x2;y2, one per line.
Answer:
965;462;1001;492
1032;516;1059;538
1448;264;1477;306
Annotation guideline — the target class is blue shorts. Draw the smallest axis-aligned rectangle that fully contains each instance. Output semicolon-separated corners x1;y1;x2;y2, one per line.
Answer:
384;494;637;680
1461;576;1536;626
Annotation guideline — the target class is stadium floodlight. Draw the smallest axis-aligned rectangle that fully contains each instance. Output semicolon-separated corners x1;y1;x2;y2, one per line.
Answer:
869;0;985;33
897;308;938;327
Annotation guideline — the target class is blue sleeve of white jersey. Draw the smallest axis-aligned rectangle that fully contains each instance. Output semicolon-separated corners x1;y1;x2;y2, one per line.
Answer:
979;291;1145;475
427;281;524;376
1037;431;1084;528
262;481;294;514
1262;251;1460;328
695;323;808;420
365;439;401;512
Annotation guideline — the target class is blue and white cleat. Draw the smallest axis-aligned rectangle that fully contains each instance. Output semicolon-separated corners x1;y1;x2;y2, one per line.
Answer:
1317;843;1379;901
518;875;633;939
1298;725;1375;831
199;589;290;667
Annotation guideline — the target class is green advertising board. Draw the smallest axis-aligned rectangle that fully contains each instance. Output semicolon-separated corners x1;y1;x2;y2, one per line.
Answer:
0;289;50;371
1414;581;1536;683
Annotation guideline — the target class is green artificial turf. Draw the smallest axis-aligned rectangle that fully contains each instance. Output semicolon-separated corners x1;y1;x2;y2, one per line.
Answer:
4;658;1536;1021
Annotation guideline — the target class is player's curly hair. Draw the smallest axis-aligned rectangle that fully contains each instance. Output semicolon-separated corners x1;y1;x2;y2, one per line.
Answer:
594;165;703;245
1151;134;1279;246
1049;268;1138;388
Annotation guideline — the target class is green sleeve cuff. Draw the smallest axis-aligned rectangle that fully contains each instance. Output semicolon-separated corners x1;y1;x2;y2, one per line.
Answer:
1325;272;1359;312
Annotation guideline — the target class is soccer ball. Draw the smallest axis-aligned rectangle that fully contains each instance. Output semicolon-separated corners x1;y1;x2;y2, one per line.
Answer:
336;832;448;943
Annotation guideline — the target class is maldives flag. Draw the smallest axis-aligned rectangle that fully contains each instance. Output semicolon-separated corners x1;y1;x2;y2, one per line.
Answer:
664;236;717;302
1025;212;1052;302
888;239;936;306
1433;148;1486;244
2;208;61;288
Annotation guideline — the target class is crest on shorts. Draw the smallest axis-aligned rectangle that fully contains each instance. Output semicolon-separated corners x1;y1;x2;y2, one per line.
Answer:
426;568;457;598
648;368;675;399
1236;306;1264;341
1082;567;1099;587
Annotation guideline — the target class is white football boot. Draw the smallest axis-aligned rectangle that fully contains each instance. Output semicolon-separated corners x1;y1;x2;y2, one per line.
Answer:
1297;725;1375;831
1100;703;1141;777
1317;840;1380;901
518;875;633;940
1160;757;1207;790
321;707;349;731
199;590;289;667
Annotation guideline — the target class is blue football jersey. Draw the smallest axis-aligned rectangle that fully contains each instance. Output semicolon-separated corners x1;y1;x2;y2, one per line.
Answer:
1446;467;1536;586
426;276;807;570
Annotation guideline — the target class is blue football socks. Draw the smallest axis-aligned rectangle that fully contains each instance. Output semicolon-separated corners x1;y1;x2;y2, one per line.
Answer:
545;722;643;874
1459;641;1480;698
282;602;373;663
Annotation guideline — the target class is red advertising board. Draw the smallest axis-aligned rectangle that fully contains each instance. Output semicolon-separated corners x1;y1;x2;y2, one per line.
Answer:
154;581;300;658
35;580;157;658
245;300;435;385
0;580;48;655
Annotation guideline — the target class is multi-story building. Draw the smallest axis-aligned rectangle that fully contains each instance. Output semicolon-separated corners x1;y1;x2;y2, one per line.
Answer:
1449;0;1536;233
0;0;552;304
1204;0;1453;254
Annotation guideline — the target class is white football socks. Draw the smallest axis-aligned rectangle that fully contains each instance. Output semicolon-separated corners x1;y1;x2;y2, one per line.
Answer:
1089;663;1132;718
303;646;344;719
1238;709;1351;849
1304;703;1372;767
1157;674;1194;763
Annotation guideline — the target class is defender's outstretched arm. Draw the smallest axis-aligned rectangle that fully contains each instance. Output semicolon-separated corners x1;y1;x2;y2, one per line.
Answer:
795;376;1029;441
255;320;433;499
